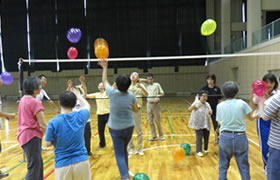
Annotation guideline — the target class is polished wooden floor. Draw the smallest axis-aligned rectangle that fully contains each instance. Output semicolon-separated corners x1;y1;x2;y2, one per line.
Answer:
0;98;266;180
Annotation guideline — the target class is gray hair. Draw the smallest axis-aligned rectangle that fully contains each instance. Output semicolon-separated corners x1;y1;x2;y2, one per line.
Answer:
221;81;239;98
23;77;41;95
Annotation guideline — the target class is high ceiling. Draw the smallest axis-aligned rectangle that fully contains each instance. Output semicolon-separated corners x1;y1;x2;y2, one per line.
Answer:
1;0;207;72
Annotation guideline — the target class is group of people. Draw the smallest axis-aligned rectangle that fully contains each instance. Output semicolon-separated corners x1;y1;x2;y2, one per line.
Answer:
1;60;166;180
1;63;280;180
188;73;280;180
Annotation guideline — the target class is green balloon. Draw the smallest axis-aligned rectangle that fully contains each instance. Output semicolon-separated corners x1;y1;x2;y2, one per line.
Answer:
133;173;150;180
180;143;191;155
201;19;217;36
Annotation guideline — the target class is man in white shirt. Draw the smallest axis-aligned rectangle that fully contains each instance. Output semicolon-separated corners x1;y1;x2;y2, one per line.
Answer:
144;74;165;141
36;75;59;114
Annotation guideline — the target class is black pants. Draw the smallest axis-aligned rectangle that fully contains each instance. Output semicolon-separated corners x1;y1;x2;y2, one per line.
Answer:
98;114;109;147
195;129;210;153
211;111;218;131
22;137;43;180
84;121;92;153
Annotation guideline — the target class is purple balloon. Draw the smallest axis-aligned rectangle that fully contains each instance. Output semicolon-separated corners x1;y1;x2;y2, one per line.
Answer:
1;72;13;85
67;28;82;43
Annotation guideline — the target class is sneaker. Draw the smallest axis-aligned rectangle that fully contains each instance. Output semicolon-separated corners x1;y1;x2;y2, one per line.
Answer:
0;171;8;178
196;152;203;157
148;137;158;141
129;149;134;155
137;151;144;156
159;136;165;141
204;150;208;154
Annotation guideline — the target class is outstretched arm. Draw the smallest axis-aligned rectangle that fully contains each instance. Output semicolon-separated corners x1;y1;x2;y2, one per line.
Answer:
79;75;87;98
98;61;109;88
0;112;16;120
47;100;60;114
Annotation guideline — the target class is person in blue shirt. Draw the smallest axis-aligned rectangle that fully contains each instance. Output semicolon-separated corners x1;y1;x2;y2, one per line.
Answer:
98;60;138;180
45;88;91;180
217;81;253;180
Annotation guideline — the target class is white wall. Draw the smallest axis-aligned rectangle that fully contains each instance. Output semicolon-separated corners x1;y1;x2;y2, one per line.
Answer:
209;36;280;99
262;0;280;11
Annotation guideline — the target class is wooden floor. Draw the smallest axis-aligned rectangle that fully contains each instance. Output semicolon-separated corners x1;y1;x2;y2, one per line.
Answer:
0;97;266;180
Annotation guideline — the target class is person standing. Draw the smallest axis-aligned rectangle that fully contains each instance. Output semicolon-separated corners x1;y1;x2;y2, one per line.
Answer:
36;75;60;114
0;76;16;179
188;90;212;157
250;73;279;173
217;81;252;180
67;76;92;155
200;74;222;143
45;88;91;180
18;77;47;180
86;82;110;149
98;60;138;180
128;72;148;155
145;73;165;141
262;91;280;180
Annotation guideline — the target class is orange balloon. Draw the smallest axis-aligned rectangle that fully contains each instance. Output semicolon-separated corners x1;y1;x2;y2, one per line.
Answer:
173;146;185;161
94;38;109;60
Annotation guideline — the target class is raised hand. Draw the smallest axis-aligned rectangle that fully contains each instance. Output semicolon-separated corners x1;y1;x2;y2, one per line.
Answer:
79;75;86;84
70;87;82;98
98;60;108;69
67;80;73;89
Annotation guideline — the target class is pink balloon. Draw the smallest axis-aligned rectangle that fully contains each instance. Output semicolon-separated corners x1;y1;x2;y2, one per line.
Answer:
252;80;268;97
67;47;78;59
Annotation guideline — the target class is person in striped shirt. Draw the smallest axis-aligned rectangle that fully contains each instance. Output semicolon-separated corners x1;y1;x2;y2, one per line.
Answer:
250;73;279;173
262;93;280;180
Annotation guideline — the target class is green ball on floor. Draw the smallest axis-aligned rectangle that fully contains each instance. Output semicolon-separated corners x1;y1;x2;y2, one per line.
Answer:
180;143;191;155
133;173;150;180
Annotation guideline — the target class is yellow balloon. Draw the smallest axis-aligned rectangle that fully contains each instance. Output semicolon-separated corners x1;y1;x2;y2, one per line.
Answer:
94;38;109;60
201;19;217;36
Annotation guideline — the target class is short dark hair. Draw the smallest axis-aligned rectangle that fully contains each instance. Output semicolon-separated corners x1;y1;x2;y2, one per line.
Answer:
146;73;153;78
199;90;208;96
38;74;47;79
23;77;41;95
221;81;239;98
206;74;216;84
116;74;131;92
262;73;278;90
59;91;77;108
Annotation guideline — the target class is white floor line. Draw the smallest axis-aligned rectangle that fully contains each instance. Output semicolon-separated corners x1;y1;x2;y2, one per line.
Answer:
128;144;195;177
1;141;18;144
102;134;215;137
9;153;22;161
248;138;260;147
2;143;19;152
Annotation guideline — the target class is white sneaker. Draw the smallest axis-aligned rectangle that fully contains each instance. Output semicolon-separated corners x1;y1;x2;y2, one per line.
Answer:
159;136;165;141
196;152;203;157
129;149;134;155
204;150;208;154
137;151;144;156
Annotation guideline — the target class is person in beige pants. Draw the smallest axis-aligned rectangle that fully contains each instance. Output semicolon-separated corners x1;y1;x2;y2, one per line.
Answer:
128;72;148;155
145;73;165;141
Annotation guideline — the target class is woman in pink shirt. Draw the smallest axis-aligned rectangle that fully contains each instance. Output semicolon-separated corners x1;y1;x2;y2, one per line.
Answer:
18;77;47;180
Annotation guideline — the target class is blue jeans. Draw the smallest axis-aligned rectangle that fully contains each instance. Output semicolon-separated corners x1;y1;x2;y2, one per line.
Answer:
267;147;280;180
110;126;134;180
218;132;250;180
257;117;271;171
